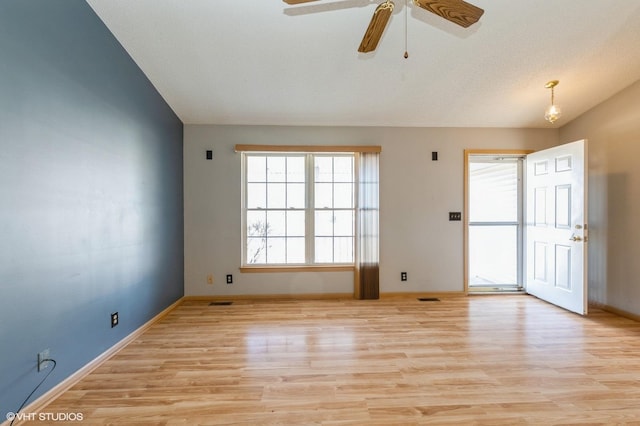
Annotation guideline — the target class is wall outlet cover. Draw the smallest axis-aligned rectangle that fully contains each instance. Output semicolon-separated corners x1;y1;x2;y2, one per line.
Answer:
38;349;50;372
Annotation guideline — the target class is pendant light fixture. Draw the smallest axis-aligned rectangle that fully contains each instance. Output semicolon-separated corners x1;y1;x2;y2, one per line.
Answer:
544;80;561;124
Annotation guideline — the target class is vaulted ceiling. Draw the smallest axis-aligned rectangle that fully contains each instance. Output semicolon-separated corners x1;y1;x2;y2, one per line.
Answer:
87;0;640;128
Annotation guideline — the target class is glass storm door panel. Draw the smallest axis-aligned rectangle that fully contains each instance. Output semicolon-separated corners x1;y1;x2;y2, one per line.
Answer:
468;157;523;289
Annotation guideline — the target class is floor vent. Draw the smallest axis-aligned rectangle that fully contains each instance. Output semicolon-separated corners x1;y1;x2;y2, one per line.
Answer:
209;301;233;306
417;298;440;302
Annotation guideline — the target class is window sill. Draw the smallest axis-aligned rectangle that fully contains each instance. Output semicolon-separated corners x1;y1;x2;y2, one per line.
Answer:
240;265;355;273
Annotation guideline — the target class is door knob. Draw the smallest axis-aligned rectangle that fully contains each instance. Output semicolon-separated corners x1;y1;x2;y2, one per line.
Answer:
570;235;583;242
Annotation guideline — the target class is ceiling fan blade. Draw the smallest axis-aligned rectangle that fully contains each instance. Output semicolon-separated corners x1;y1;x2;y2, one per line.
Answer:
413;0;484;28
358;1;394;53
283;0;321;4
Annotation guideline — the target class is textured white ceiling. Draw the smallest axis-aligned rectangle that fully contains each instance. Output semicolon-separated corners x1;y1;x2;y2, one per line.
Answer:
86;0;640;128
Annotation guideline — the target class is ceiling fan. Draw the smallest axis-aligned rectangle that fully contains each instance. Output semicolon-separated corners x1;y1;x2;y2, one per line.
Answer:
283;0;484;53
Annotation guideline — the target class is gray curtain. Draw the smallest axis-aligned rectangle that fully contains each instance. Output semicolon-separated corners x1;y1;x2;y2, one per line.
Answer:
357;152;380;299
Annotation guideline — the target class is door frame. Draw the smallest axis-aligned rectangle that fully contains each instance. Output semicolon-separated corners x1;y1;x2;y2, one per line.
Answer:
463;149;533;294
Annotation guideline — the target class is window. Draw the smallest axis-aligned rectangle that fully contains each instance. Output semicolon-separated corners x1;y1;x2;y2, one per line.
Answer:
314;155;355;263
243;153;355;266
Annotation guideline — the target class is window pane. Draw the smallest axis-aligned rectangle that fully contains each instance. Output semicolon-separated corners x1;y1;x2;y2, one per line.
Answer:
247;237;266;264
315;210;334;236
247;211;268;237
247;156;266;182
334;183;353;208
334;211;354;236
287;183;305;209
267;157;286;182
247;183;266;209
315;183;333;208
287;238;305;263
314;157;333;182
267;211;285;236
287;157;305;183
334;237;353;263
468;225;518;285
315;237;333;263
267;183;286;208
334;157;353;182
267;237;286;263
469;161;518;222
287;211;305;237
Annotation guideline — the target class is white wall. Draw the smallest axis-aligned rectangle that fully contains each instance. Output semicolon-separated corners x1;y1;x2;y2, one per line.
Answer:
560;79;640;315
184;125;557;297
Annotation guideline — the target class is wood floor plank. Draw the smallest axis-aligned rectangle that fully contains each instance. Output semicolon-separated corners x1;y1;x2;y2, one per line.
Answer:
31;295;640;424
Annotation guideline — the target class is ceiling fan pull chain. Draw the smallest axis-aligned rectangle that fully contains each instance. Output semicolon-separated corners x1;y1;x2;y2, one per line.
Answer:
404;0;409;58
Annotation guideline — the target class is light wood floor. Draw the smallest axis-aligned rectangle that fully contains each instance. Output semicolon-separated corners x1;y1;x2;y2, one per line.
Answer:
40;295;640;425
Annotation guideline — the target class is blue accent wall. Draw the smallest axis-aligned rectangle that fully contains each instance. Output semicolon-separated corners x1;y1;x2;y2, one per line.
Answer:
0;0;184;417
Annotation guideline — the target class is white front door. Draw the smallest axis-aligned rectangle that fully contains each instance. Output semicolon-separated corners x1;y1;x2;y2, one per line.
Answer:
525;140;588;315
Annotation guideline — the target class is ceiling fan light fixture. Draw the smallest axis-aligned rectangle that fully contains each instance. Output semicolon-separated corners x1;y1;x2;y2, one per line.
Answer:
544;80;561;124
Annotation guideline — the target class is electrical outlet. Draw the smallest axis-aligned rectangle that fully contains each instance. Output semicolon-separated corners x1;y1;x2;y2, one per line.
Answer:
37;349;50;372
449;212;462;221
207;274;213;285
401;272;408;281
226;274;233;284
111;312;119;328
